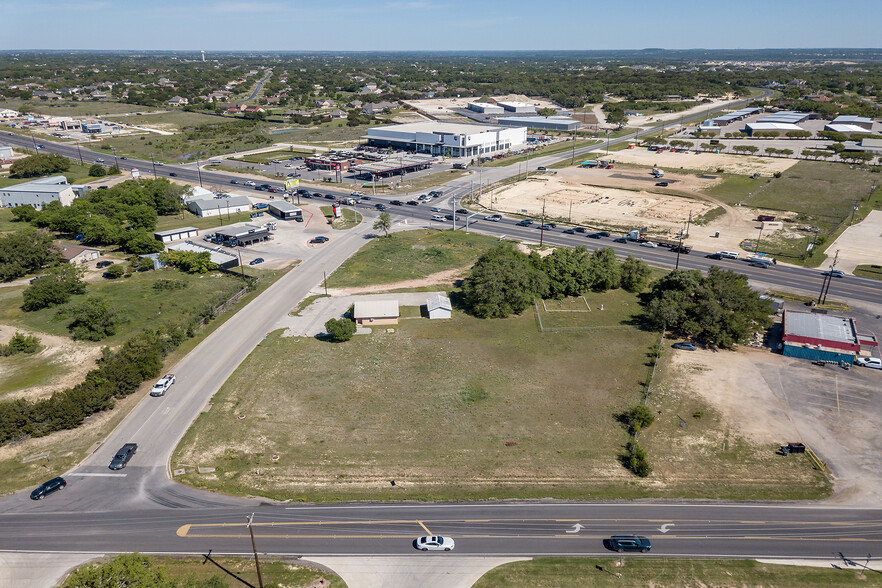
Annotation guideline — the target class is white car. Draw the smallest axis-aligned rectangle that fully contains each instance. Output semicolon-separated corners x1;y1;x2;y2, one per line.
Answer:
640;241;658;248
414;536;455;551
855;357;882;370
244;181;257;186
484;214;502;222
431;214;446;221
150;374;176;397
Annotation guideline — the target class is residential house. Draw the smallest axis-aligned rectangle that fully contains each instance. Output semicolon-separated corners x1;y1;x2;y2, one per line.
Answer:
353;300;399;326
168;96;189;106
315;99;337;109
59;244;100;264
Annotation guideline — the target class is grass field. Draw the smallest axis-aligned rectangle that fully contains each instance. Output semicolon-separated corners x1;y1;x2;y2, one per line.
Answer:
234;148;316;164
366;169;469;195
320;206;362;230
705;174;770;205
473;558;878;588
103;110;222;130
326;230;498;288
0;268;247;347
62;555;345;588
0;163;118;189
0;352;67;400
854;264;882;280
481;139;601;168
0;209;20;233
0;99;159;117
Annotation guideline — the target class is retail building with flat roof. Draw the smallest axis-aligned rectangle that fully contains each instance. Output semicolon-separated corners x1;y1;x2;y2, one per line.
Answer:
365;121;526;158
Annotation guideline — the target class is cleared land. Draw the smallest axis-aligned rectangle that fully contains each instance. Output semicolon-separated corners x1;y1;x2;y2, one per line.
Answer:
610;148;797;176
473;558;878;588
233;148;316;163
0;100;159;117
326;230;498;288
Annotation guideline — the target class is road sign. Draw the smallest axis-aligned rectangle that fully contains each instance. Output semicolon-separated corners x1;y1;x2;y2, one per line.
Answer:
285;178;300;191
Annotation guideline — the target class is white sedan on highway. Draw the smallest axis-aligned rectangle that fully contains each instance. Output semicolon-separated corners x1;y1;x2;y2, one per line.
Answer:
640;241;658;248
413;536;455;551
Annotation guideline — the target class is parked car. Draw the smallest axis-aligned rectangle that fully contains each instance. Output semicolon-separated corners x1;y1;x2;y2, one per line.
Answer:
310;236;330;244
96;260;114;268
855;357;882;370
607;535;651;553
672;342;697;351
484;214;502;222
823;269;845;278
390;200;403;206
109;443;138;470
249;257;264;265
150;374;176;397
413;536;455;551
30;477;67;500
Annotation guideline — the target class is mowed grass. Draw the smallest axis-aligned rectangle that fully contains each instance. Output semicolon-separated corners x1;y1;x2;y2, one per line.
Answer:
0;163;117;189
0;353;67;400
234;148;316;164
703;174;769;206
0;100;159;117
320;206;362;230
0;269;246;347
62;555;345;588
326;230;498;288
173;295;660;502
473;558;878;588
855;264;882;280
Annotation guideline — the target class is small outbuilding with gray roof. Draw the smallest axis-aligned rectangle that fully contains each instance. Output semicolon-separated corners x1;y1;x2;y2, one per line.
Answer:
154;226;199;243
354;299;399;326
426;294;452;319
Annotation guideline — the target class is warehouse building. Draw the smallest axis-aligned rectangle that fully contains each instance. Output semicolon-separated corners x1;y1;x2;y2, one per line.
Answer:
467;102;504;115
207;223;272;247
780;310;877;365
497;101;536;114
0;175;80;209
188;195;252;218
824;123;872;135
267;201;303;221
709;107;763;127
757;111;811;124
497;116;580;131
744;122;805;136
168;241;239;270
830;115;874;131
365;121;526;158
154;227;199;244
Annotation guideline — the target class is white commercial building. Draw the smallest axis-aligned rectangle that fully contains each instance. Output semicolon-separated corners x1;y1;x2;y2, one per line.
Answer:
0;144;14;158
497;116;581;131
498;101;536;114
467;102;504;115
0;176;78;209
365;121;527;158
188;195;252;218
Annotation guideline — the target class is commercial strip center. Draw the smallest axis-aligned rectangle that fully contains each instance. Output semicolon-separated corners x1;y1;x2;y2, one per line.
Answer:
365;121;527;157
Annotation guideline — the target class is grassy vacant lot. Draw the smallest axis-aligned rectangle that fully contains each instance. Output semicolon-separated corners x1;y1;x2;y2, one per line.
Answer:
473;558;877;588
0;209;20;233
174;285;825;502
63;555;344;588
0;163;117;189
0;351;68;400
104;110;221;131
855;264;882;280
320;206;362;230
482;139;601;168
154;209;255;232
0;268;247;347
0;267;291;498
326;230;498;288
705;174;770;205
0;99;158;117
234;148;316;164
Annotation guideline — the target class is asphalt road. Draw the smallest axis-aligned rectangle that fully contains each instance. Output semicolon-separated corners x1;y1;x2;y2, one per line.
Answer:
3;87;882;566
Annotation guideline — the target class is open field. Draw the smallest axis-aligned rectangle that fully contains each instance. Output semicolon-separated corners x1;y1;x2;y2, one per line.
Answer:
103;110;222;131
0;209;21;234
705;174;770;205
326;230;498;288
293;120;385;145
0;163;118;189
154;209;255;232
63;554;345;588
481;139;601;168
233;148;316;163
173;284;826;502
611;148;798;176
320;206;362;230
367;168;469;194
0;268;247;348
0;267;291;498
473;558;878;588
0;99;160;117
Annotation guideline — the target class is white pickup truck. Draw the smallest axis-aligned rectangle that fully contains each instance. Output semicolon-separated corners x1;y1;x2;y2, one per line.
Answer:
150;374;176;397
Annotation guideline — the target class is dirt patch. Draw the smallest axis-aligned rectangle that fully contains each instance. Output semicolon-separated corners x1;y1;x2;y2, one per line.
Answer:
327;266;470;295
0;324;103;402
611;149;799;176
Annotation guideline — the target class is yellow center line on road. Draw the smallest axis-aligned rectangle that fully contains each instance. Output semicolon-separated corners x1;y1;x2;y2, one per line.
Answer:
418;521;433;535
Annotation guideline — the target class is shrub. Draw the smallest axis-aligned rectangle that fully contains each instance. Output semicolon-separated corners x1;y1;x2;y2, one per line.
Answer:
622;404;655;435
623;440;652;477
0;332;40;356
103;264;124;279
325;317;356;342
153;279;187;291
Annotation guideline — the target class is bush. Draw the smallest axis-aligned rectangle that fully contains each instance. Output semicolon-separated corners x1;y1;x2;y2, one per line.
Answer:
103;264;124;279
325;317;356;342
153;279;187;291
21;265;85;311
0;332;40;356
622;404;655;435
88;164;107;177
9;153;70;178
623;440;652;477
66;296;117;341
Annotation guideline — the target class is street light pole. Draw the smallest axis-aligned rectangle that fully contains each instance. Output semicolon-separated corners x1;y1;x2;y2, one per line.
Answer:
245;514;264;588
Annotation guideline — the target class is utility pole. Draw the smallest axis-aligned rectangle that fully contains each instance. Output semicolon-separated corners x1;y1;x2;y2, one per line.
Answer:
755;225;764;253
196;158;204;187
571;128;576;165
246;513;264;588
539;199;546;247
821;250;839;305
323;271;328;295
237;249;245;281
76;143;84;165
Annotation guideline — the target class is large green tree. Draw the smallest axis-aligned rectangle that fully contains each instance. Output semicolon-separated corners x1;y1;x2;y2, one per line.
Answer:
21;264;85;311
541;246;592;299
66;296;117;341
9;153;70;178
463;245;548;318
0;229;60;282
620;255;653;292
587;247;621;291
325;317;357;342
644;267;774;348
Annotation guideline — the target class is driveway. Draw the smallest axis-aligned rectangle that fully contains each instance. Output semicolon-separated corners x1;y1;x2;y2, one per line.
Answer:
275;291;446;337
823;209;882;273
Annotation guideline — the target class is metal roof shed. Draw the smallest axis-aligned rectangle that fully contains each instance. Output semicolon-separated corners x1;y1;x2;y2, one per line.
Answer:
426;294;452;319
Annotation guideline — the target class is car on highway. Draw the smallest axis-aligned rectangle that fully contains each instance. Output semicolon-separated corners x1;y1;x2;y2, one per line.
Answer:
361;195;372;200
155;162;164;166
250;257;264;265
390;200;403;206
574;227;587;233
119;156;127;160
109;443;138;470
587;232;603;239
324;194;335;200
431;207;441;212
640;241;657;248
244;180;256;186
406;200;419;206
30;477;67;500
537;166;547;171
301;192;313;199
375;203;387;211
855;357;882;370
169;172;178;177
310;236;330;244
37;144;45;149
607;535;651;553
705;252;723;260
672;342;697;351
655;181;669;187
484;214;502;222
456;208;468;215
749;261;772;268
230;179;239;184
563;228;576;234
96;260;113;269
597;231;610;237
613;237;628;243
431;214;446;221
150;374;176;397
444;214;461;221
670;245;691;254
823;269;845;278
428;190;443;198
413;536;455;551
538;223;554;230
95;158;105;163
517;219;533;226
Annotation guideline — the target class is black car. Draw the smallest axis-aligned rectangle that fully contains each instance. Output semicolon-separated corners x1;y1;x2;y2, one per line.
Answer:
249;257;264;265
655;181;669;187
517;219;533;227
406;200;419;206
230;179;240;184
109;443;138;470
301;192;313;199
587;232;603;239
324;194;335;200
390;200;403;206
444;214;461;221
456;208;467;214
376;203;387;211
30;477;67;500
563;228;576;234
574;227;588;233
613;237;628;243
169;172;177;177
598;231;610;237
537;166;547;171
670;245;691;254
119;156;127;160
705;252;723;260
310;236;330;244
608;535;651;553
254;185;266;191
96;260;114;268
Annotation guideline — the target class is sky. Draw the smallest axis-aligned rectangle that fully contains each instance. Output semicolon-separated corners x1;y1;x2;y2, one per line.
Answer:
1;0;881;52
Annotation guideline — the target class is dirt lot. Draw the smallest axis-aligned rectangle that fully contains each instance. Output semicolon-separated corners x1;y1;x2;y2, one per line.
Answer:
611;148;799;176
666;342;882;505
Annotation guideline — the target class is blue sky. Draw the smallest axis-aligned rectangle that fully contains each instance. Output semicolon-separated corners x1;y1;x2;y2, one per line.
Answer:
1;0;881;51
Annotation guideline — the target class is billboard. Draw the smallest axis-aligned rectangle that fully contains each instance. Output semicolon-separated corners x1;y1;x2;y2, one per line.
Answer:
284;178;300;191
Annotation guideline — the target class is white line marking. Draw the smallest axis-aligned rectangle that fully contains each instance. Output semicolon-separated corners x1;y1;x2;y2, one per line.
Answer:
68;473;128;477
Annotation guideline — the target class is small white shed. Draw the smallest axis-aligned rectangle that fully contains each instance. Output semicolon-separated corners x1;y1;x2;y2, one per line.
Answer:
427;294;452;319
